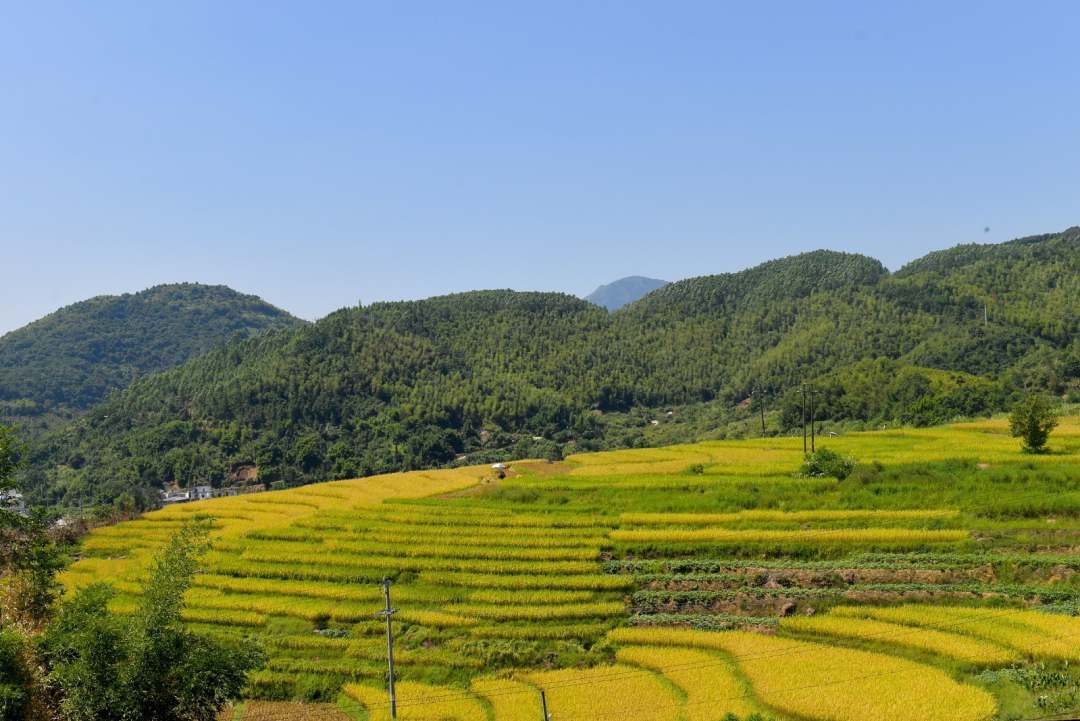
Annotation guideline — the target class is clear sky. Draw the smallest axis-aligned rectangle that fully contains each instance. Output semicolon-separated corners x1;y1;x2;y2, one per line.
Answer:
2;1;1078;334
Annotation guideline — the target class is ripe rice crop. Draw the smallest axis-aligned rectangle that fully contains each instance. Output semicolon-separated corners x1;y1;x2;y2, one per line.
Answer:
209;558;387;584
465;589;595;604
830;605;1080;661
229;549;596;575
310;509;602;529
469;622;611;639
395;610;479;628
419;571;633;591
608;628;997;721
180;589;374;623
297;516;607;538
525;665;680;721
79;538;161;556
343;681;486;721
191;574;457;604
470;678;539;721
62;416;1080;710
615;645;758;721
781;614;1018;665
222;538;599;562
620;509;960;525
359;528;607;548
609;527;968;546
445;601;624;621
267;657;381;679
250;525;606;549
265;635;350;652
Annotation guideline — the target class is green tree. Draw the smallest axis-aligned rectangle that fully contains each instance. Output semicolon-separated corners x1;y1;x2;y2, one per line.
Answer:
0;627;33;721
1;424;65;631
0;425;21;519
1009;394;1059;453
800;448;856;480
40;522;263;721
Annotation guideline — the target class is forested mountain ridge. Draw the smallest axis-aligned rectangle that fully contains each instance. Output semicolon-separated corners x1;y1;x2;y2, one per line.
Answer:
0;283;303;431
21;229;1080;509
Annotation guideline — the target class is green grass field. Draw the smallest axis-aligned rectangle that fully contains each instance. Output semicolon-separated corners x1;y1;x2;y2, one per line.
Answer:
67;416;1080;721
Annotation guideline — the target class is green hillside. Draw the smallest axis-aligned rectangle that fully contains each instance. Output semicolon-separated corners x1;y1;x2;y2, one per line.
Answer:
24;229;1080;508
0;283;303;431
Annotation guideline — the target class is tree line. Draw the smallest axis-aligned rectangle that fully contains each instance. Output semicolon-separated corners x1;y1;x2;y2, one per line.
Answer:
17;229;1080;510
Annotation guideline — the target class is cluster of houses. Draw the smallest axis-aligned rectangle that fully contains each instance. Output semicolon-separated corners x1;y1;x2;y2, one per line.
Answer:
159;484;264;506
0;488;28;516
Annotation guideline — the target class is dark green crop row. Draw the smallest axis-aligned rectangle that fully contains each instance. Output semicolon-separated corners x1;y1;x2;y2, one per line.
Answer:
627;612;779;630
630;583;1080;611
605;551;1080;575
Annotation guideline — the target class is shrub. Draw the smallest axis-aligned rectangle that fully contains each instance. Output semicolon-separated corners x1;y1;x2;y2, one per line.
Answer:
1009;394;1059;453
0;629;32;721
800;448;856;480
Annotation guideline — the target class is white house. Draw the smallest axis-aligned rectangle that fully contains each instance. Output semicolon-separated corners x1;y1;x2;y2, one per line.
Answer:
161;489;193;505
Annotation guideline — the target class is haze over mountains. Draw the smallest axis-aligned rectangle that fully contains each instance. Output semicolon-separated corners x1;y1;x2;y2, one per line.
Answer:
9;227;1076;510
585;276;669;310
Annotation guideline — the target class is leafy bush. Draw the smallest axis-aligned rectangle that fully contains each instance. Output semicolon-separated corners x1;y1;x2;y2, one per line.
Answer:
0;629;31;721
800;448;856;480
1010;394;1059;453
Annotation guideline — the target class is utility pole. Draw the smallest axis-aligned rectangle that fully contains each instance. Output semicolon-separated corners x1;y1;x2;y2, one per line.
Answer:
540;690;550;720
377;579;398;718
758;388;766;437
800;386;807;454
809;386;816;453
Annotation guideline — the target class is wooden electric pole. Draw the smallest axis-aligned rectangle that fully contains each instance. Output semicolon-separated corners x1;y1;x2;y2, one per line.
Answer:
800;386;807;454
758;388;766;437
540;690;550;720
378;579;398;718
809;386;816;453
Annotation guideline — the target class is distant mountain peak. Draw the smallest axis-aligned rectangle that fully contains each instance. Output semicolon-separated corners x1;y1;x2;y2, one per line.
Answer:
585;276;669;311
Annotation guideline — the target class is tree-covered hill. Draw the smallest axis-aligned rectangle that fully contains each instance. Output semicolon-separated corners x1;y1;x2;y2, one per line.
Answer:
0;283;303;430
22;229;1080;508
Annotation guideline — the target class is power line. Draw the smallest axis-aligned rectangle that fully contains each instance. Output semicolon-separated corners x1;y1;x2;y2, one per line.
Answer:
231;622;1080;721
362;603;1080;711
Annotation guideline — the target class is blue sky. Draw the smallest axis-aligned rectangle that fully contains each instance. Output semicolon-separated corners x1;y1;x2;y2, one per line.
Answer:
2;1;1078;334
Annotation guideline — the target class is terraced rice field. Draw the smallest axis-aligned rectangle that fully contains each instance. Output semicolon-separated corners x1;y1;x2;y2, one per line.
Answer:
65;416;1080;720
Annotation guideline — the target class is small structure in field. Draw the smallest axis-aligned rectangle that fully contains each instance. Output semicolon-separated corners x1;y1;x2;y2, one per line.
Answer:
160;488;193;505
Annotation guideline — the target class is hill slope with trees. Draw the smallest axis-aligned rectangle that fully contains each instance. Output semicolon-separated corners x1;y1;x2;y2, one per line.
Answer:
0;284;303;431
21;228;1080;508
